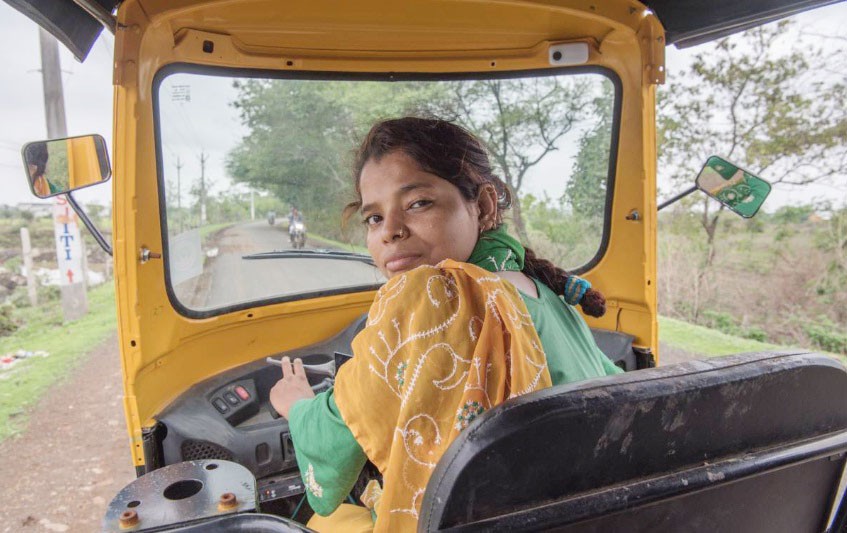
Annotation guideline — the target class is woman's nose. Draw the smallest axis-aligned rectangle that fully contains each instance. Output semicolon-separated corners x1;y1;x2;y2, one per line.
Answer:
381;212;408;243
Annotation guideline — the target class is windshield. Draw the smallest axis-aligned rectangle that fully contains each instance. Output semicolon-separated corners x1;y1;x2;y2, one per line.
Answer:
156;68;618;315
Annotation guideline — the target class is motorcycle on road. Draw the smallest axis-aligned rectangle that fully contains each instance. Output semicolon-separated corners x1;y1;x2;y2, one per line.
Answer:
289;221;306;249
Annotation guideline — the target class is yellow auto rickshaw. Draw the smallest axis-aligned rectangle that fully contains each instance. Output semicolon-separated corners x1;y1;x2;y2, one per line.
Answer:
12;0;847;531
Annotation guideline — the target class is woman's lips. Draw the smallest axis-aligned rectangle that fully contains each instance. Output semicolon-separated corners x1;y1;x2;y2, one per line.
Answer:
384;254;421;273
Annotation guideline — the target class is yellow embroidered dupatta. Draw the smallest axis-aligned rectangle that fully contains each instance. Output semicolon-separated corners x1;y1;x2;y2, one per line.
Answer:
334;260;552;531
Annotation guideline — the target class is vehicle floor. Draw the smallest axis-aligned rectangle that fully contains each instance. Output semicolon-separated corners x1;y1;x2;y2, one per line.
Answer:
0;333;135;533
0;332;697;532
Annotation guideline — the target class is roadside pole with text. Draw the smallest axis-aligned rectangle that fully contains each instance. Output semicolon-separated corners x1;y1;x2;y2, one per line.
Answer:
40;28;88;320
53;196;87;319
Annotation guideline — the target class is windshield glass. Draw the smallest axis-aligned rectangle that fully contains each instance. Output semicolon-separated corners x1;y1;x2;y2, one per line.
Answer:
156;69;618;315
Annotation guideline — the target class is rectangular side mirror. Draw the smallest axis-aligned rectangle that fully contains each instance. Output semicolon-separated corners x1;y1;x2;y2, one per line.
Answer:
22;134;111;199
695;156;771;218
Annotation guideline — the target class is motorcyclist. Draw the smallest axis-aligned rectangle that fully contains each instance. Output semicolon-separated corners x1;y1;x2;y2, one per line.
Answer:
287;206;303;225
288;207;305;245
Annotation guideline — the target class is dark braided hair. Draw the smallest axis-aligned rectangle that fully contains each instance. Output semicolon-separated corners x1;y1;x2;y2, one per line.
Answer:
25;141;49;179
347;116;606;318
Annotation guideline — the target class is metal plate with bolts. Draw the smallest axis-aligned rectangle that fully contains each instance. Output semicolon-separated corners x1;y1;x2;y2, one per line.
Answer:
102;460;257;532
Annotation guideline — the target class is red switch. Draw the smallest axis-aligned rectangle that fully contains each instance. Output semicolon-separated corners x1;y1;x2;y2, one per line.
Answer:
235;386;250;400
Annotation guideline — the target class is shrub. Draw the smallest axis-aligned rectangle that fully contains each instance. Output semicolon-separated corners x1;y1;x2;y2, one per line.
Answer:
37;284;60;303
803;318;847;355
4;256;22;272
0;304;18;336
701;310;740;336
741;327;768;343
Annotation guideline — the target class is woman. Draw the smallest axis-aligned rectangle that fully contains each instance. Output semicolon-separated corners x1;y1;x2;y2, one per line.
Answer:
25;142;60;197
270;117;622;532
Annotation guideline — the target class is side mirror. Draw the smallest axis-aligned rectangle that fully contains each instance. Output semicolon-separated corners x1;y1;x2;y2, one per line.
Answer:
22;135;111;199
695;156;771;218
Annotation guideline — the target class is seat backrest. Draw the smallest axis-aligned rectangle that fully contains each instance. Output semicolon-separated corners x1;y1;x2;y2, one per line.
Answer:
419;351;847;532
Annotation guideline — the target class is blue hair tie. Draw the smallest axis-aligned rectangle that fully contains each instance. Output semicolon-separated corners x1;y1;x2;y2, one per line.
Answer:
563;276;591;306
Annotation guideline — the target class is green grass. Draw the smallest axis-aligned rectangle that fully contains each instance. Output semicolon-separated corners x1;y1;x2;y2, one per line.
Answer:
0;283;117;441
660;315;847;365
199;222;237;241
307;233;369;254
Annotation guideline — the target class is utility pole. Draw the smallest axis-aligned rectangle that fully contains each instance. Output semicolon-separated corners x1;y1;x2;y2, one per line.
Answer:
176;156;183;231
250;189;255;221
199;150;208;224
40;28;87;321
39;29;67;139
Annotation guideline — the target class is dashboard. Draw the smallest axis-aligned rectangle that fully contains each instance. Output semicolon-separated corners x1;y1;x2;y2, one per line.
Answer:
155;314;368;505
152;313;637;507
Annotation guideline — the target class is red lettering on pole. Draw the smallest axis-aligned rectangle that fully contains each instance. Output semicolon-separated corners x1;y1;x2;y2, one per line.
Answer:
66;269;74;283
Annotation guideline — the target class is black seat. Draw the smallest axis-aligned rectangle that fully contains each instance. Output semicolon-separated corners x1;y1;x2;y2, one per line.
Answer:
419;351;847;532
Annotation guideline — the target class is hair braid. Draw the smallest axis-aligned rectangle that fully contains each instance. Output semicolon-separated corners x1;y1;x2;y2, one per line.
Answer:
522;246;606;317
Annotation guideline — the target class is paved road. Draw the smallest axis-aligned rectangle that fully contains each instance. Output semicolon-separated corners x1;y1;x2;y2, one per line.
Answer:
176;222;383;310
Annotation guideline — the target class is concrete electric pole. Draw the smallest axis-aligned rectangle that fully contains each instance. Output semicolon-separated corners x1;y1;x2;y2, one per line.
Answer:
199;150;208;224
39;28;88;321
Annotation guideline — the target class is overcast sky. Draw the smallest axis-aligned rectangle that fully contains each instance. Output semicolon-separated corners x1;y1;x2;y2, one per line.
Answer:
0;2;844;210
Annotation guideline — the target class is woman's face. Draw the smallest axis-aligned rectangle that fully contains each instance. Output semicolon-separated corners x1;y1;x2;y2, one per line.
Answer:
359;150;483;278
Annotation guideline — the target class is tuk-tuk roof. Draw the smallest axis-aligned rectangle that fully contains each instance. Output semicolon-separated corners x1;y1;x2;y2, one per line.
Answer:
4;0;842;61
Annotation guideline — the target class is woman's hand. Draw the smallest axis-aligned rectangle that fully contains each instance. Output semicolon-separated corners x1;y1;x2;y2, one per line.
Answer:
269;356;315;419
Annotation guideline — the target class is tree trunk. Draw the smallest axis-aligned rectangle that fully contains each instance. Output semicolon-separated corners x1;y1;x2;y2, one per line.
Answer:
510;193;530;244
691;199;724;321
699;200;723;272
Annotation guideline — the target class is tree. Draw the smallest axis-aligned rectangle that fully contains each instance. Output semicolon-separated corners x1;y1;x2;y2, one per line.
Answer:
813;203;847;323
226;80;448;239
565;81;614;217
436;77;593;241
658;21;847;317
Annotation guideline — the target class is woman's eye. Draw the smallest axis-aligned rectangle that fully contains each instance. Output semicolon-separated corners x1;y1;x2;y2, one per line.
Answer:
409;199;432;210
363;214;382;226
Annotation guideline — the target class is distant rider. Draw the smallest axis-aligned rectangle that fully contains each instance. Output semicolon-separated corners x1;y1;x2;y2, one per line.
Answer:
288;207;304;243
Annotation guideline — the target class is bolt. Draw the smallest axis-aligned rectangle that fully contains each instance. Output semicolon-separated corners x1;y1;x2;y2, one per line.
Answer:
119;510;139;529
218;492;238;511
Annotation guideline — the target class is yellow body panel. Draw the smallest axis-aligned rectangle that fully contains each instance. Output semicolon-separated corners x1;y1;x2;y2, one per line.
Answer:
111;0;662;466
66;137;102;189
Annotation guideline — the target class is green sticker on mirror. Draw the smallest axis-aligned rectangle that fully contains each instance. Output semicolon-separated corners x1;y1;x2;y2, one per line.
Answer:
695;156;771;218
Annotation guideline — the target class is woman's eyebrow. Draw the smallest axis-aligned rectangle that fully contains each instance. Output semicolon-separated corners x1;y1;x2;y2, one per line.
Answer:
361;183;436;213
399;182;435;193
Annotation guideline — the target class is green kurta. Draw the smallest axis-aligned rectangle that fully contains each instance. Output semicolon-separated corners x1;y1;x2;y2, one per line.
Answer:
286;277;622;516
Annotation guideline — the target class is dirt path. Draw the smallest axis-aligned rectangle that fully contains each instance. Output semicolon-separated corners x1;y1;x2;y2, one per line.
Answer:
0;333;135;532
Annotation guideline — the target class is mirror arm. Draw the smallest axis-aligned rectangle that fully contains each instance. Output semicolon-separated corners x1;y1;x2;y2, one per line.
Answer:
657;185;698;212
66;191;113;257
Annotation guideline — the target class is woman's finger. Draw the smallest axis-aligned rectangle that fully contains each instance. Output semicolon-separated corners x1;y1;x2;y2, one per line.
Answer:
281;356;293;378
293;357;305;376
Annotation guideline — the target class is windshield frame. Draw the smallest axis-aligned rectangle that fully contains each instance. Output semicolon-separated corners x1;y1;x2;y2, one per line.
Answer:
152;63;622;319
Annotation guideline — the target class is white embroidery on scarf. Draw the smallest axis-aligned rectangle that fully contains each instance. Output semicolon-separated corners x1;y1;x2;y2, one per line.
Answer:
368;274;408;325
355;264;548;527
512;356;548;398
468;316;483;341
394;414;443;467
304;463;324;498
